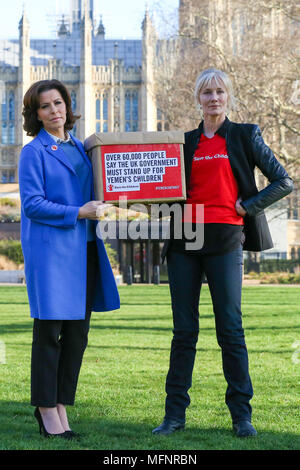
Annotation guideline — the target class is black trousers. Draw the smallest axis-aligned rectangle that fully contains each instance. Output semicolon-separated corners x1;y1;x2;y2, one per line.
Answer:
165;247;253;424
31;241;98;407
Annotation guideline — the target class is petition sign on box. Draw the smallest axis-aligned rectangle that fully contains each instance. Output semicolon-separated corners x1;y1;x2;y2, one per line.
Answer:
84;131;187;203
103;144;181;199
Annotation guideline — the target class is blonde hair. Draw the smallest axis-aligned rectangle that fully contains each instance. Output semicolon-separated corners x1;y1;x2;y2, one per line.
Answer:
194;68;236;113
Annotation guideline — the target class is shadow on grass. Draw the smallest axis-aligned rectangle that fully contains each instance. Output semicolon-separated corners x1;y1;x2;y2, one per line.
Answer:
119;302;213;306
1;401;299;451
0;322;32;335
86;344;296;356
0;301;29;305
90;324;300;334
98;314;213;321
1;321;300;338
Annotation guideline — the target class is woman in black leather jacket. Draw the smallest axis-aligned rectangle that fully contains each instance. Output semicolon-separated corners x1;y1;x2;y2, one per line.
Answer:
153;68;293;438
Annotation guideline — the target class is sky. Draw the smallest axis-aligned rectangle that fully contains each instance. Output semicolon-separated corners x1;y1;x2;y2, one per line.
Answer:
0;0;179;40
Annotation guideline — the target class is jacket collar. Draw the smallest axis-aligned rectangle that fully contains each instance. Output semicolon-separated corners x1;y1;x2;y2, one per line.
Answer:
197;115;230;138
36;128;76;174
37;126;65;146
44;129;74;145
36;127;92;173
69;133;92;170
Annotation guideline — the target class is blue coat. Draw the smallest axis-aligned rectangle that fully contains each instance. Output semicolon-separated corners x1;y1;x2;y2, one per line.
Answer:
18;128;120;320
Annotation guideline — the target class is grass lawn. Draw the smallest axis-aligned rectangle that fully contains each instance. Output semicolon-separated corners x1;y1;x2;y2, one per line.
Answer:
0;284;299;451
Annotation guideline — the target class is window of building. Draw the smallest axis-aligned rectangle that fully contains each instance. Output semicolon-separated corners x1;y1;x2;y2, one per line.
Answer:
96;98;100;120
1;122;8;144
294;195;299;219
125;90;138;132
1;169;15;183
70;91;77;136
1;101;7;122
95;92;108;133
287;193;299;220
290;246;300;260
1;89;15;145
71;91;77;111
8;91;14;120
8;123;15;145
291;247;296;260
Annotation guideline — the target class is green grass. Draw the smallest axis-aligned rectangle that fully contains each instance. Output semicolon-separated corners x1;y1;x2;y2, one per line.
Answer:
0;284;300;450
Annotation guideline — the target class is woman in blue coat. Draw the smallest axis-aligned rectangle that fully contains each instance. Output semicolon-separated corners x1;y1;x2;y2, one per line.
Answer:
19;79;120;439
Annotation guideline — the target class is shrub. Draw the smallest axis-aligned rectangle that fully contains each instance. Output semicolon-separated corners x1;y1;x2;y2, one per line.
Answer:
104;242;119;274
0;239;119;273
0;198;18;208
258;272;300;284
0;240;24;264
0;198;21;222
0;214;21;222
0;254;23;270
244;258;300;274
260;259;300;273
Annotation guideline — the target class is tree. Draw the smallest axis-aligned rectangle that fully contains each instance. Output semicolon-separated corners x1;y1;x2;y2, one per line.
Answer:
153;0;300;182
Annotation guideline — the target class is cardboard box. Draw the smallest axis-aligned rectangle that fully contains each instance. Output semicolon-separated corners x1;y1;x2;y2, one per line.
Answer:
84;131;186;204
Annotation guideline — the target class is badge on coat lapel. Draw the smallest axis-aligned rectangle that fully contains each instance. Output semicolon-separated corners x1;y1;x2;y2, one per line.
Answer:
51;145;58;151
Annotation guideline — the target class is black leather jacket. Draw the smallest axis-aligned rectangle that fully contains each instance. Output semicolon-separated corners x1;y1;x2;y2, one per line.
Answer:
161;117;293;261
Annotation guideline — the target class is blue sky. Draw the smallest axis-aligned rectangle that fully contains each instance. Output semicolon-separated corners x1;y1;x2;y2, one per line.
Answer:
0;0;179;39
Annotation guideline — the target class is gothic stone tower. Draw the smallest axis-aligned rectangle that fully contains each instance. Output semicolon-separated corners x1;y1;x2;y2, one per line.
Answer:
78;0;93;139
141;9;157;131
17;8;31;147
0;0;160;183
70;0;94;37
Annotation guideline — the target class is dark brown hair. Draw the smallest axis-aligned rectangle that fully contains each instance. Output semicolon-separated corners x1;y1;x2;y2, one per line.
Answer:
22;79;81;137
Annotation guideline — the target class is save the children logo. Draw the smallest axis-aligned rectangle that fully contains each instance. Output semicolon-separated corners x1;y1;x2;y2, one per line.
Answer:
104;150;178;192
194;153;228;161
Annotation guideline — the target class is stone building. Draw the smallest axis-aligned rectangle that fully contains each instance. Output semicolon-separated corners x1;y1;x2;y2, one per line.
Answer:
0;0;298;267
0;0;158;183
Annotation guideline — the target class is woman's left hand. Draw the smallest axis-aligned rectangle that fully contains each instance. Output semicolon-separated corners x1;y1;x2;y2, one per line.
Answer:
235;197;247;217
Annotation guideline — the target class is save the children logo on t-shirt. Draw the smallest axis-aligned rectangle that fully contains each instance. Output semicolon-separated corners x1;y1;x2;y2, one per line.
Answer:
104;149;178;192
187;133;243;225
193;154;228;161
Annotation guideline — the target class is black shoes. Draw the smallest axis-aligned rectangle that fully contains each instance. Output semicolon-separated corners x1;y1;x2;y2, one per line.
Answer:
233;420;257;438
34;407;73;440
152;417;257;438
65;429;80;439
152;418;185;435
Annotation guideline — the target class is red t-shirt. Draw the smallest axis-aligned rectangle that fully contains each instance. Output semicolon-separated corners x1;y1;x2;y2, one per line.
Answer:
185;133;244;225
